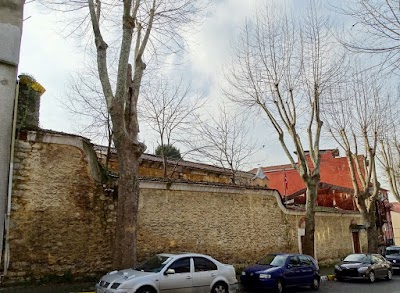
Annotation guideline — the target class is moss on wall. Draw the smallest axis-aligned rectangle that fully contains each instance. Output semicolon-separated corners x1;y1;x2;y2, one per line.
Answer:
17;74;45;129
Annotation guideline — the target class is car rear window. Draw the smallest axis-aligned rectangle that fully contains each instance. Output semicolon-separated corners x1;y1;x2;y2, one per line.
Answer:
194;257;217;272
386;248;400;255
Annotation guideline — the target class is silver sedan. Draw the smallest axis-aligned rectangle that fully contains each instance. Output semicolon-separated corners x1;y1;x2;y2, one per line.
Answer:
95;252;238;293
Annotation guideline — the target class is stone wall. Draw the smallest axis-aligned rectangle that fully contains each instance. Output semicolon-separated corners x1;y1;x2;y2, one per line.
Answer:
8;131;116;282
5;130;366;283
315;215;367;263
137;183;298;264
392;211;400;245
138;182;366;266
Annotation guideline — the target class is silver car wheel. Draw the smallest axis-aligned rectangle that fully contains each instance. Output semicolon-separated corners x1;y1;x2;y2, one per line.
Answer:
368;271;375;283
311;277;320;290
276;279;283;293
212;283;228;293
136;287;155;293
387;270;393;280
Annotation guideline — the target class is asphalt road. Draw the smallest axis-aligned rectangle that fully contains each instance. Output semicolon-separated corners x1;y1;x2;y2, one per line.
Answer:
238;274;400;293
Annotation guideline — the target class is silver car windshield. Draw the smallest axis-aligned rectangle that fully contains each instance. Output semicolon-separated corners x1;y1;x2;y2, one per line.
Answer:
135;255;173;272
257;254;287;267
343;254;370;263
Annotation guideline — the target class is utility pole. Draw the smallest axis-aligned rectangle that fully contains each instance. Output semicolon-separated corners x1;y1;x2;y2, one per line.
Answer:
0;0;25;261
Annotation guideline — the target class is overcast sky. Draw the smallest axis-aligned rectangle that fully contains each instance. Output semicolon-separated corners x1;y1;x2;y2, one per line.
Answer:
18;0;349;170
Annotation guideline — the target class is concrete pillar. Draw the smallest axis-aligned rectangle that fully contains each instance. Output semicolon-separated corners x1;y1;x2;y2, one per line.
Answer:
0;0;25;260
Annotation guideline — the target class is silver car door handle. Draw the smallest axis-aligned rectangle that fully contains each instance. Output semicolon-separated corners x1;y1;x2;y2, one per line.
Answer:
211;273;216;277
186;276;192;279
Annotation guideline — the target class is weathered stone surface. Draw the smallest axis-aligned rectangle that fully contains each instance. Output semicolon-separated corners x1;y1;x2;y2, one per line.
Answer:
6;130;366;283
8;138;115;283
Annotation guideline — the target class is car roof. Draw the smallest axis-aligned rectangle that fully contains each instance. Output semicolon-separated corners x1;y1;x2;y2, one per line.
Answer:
157;252;214;258
346;253;374;256
269;253;314;258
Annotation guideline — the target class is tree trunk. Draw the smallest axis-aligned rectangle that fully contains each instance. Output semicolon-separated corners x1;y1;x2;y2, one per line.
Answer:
110;69;145;268
112;138;142;269
303;179;319;257
366;224;379;253
355;192;379;253
105;131;113;172
363;204;379;253
162;154;167;177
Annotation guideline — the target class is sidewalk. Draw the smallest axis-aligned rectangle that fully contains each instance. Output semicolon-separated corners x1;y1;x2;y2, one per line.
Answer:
0;283;95;293
0;268;336;293
320;266;334;276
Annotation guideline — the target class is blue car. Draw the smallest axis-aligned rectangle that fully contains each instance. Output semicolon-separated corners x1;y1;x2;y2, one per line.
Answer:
240;253;320;293
384;246;400;274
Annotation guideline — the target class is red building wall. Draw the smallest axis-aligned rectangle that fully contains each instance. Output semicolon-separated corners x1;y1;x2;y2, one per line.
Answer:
264;149;364;196
262;149;394;245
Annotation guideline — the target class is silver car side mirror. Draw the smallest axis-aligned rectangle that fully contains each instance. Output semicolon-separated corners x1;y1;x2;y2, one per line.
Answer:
165;269;175;275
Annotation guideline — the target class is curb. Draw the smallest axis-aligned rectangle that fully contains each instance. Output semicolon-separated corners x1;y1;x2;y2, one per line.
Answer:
73;277;339;293
321;274;335;281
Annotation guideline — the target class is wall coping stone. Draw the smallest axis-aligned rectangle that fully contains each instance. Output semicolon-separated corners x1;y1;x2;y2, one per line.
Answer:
23;130;102;182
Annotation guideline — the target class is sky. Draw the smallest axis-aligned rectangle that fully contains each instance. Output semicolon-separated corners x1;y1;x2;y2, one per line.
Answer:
16;0;373;172
17;0;400;202
18;0;292;168
19;2;84;134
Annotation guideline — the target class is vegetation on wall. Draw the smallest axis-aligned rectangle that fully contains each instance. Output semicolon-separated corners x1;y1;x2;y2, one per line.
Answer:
17;74;46;129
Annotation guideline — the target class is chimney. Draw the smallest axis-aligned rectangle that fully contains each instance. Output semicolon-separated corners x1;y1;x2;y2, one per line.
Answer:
251;166;269;187
17;74;46;129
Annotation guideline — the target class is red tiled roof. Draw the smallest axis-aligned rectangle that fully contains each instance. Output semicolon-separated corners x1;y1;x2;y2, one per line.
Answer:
261;164;294;172
94;144;254;177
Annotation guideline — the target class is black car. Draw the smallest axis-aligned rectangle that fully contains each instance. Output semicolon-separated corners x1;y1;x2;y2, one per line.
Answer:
384;246;400;274
335;253;392;282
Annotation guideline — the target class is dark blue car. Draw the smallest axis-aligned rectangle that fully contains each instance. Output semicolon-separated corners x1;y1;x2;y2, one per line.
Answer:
384;246;400;273
240;253;320;293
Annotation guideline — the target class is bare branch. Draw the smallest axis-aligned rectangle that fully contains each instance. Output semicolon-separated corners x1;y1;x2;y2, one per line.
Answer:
187;106;259;183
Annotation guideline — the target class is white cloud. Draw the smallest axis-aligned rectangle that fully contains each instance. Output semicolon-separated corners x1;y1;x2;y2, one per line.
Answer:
17;0;356;169
19;3;84;134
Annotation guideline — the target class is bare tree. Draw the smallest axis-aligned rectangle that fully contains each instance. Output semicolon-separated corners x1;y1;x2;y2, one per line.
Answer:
64;67;111;141
378;96;400;203
140;77;204;177
187;105;258;184
38;0;207;269
325;67;389;252
224;2;347;256
63;69;114;170
336;0;400;73
379;135;400;203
